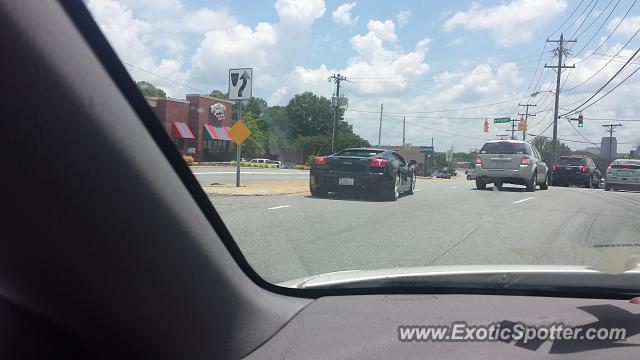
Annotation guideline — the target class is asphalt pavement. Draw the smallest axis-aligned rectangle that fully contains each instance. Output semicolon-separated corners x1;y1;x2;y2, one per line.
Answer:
208;176;640;284
190;166;309;185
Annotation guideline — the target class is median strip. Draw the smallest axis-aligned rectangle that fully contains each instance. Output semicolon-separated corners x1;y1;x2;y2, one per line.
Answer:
513;197;535;204
268;205;290;210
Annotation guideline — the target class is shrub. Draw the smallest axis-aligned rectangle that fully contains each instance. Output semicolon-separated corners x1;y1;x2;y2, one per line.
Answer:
183;155;194;166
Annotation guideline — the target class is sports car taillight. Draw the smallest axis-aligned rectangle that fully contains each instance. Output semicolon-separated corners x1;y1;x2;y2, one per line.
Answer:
314;156;327;165
370;158;388;168
520;156;530;165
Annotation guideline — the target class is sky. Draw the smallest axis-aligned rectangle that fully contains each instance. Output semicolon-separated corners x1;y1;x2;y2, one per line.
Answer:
87;0;640;153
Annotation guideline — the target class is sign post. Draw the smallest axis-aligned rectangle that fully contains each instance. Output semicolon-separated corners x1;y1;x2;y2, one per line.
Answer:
228;68;253;187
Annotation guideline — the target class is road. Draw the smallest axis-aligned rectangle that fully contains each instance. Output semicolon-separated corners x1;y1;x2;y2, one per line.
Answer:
208;177;640;284
190;166;309;185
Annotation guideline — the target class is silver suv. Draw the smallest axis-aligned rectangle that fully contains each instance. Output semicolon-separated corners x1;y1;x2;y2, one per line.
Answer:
475;140;549;192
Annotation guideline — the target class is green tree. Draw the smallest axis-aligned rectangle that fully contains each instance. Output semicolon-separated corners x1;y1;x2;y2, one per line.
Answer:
530;137;572;162
240;111;269;159
136;81;166;97
294;135;330;157
263;106;293;159
209;89;228;99
286;92;334;137
334;132;370;151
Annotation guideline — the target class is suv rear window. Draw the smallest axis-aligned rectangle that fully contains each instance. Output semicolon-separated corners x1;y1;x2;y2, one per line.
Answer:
557;157;585;166
479;142;527;154
334;149;384;157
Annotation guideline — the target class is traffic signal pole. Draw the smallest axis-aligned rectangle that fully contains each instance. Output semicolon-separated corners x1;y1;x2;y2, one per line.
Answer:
518;103;536;140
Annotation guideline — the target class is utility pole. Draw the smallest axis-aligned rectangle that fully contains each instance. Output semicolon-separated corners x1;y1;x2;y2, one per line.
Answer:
545;33;576;164
602;123;622;161
402;116;406;148
328;73;348;153
378;103;383;146
518;103;536;140
509;119;519;140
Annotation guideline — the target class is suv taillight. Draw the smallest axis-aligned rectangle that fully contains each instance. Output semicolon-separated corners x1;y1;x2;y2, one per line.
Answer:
370;158;388;168
606;165;612;174
580;165;587;173
552;164;557;172
475;157;482;165
520;156;530;165
314;156;327;166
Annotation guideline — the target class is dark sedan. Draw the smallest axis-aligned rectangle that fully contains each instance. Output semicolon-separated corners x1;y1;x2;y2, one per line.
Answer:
310;148;417;200
551;155;601;188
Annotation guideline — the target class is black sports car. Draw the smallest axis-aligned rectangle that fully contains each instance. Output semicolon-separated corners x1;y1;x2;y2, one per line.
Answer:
310;148;417;200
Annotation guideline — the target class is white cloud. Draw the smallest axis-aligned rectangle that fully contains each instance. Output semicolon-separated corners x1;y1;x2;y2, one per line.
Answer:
608;15;640;37
270;18;430;105
181;8;238;33
275;0;326;26
187;0;326;92
366;20;397;43
396;10;411;28
332;2;359;26
444;0;567;47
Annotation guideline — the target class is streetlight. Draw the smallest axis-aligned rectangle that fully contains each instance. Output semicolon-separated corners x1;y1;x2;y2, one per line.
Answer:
530;90;555;97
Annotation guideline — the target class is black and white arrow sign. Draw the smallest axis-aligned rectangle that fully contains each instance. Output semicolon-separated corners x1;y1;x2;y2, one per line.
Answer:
228;68;253;100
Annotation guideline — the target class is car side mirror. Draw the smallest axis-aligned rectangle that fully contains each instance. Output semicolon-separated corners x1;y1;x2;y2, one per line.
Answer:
409;160;417;166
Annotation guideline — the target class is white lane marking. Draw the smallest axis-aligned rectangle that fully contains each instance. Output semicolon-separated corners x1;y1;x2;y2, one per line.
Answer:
268;205;290;210
513;197;535;204
450;186;458;189
414;189;422;192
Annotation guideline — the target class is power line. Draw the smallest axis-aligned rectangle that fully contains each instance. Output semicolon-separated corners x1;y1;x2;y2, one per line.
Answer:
576;61;640;112
566;118;599;145
121;60;208;94
346;53;542;80
569;0;599;40
572;0;636;65
348;96;530;116
571;0;623;59
564;26;640;92
561;46;640;116
550;0;586;37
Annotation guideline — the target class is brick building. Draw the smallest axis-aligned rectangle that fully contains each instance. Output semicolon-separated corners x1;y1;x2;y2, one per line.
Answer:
378;144;427;175
146;94;235;161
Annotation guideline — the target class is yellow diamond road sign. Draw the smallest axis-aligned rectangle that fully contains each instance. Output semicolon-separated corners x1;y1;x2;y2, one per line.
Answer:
228;120;251;145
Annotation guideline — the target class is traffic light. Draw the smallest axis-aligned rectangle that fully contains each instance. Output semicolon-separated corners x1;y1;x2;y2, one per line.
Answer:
577;111;584;128
517;116;525;131
483;119;490;132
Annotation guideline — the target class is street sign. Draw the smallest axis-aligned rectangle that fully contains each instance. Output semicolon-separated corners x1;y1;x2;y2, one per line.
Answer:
494;117;510;123
228;120;251;145
228;68;252;100
420;146;434;154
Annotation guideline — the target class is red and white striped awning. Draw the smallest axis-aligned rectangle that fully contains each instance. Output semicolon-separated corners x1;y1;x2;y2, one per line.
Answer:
171;122;194;139
202;124;231;141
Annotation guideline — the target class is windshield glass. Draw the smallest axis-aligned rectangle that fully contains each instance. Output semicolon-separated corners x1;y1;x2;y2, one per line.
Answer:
88;0;640;289
557;157;585;165
479;142;527;154
335;149;384;157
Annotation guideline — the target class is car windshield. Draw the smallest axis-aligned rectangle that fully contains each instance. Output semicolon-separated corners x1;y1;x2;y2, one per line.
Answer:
88;0;640;290
557;157;584;165
479;142;527;154
334;149;384;157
